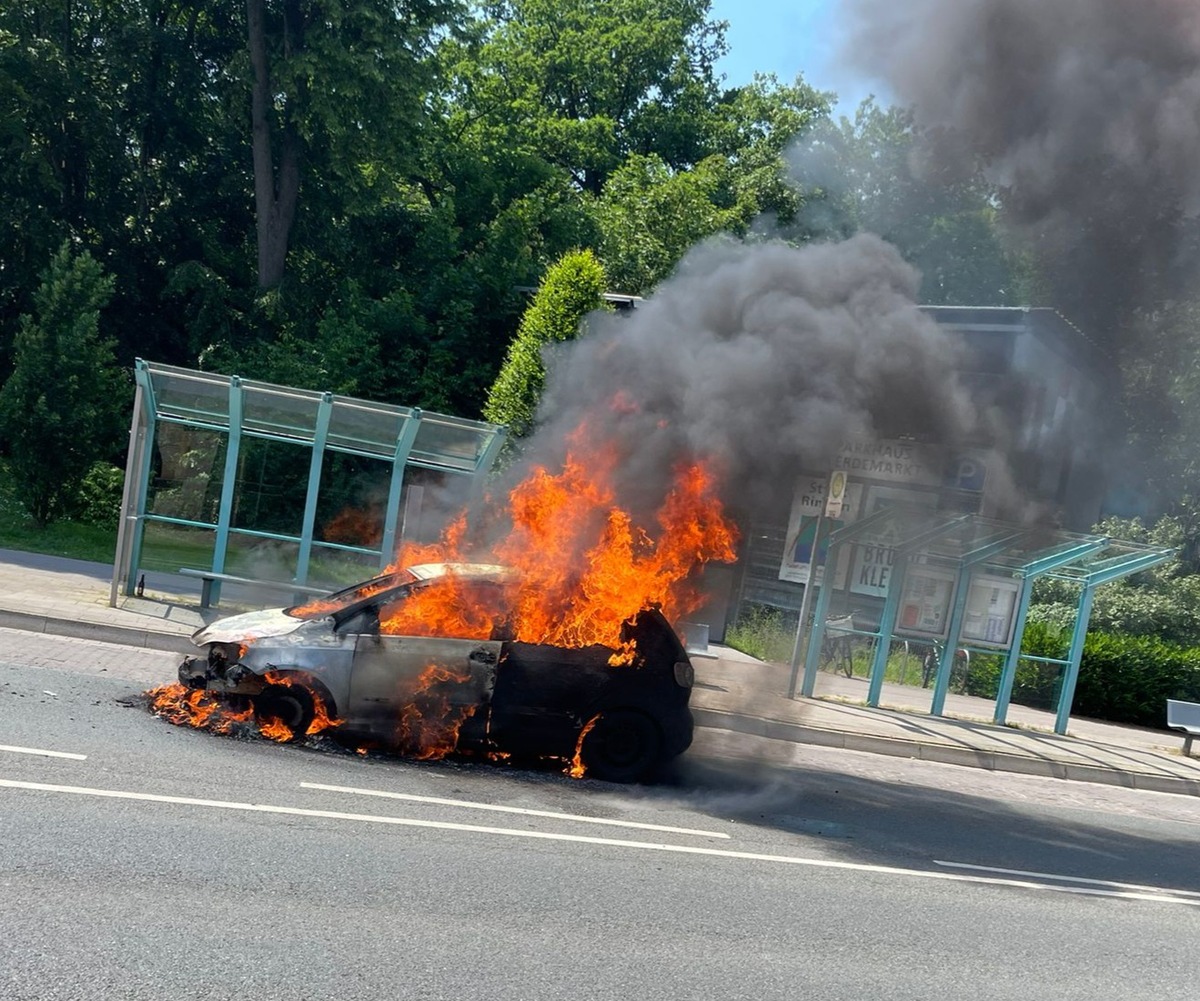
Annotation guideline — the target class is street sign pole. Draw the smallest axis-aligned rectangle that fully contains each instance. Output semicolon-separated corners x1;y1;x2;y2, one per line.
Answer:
786;512;823;699
787;471;845;699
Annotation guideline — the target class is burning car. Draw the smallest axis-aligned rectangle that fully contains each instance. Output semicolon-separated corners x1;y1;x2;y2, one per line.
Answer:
175;563;696;782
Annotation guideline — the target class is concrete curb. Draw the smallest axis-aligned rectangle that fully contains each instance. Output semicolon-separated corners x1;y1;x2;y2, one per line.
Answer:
0;608;191;654
691;707;1200;798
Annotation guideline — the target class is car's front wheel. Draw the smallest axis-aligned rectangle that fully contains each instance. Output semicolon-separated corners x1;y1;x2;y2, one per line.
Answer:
253;683;315;742
579;709;662;783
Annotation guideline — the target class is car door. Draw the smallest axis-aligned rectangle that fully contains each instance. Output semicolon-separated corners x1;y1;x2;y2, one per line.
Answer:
345;585;503;752
348;634;502;753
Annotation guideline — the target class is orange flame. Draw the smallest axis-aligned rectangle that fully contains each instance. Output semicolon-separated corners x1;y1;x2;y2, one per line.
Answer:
393;663;479;759
380;570;502;640
292;575;397;617
567;714;601;779
322;505;384;547
146;684;255;734
381;425;738;660
147;672;340;741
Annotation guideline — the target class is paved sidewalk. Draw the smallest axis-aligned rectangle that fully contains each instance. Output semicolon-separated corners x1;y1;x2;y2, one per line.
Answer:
2;548;1199;796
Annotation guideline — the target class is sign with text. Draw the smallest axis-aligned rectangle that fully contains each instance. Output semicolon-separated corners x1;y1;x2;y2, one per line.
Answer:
896;566;957;639
848;485;938;597
778;475;861;584
962;574;1021;648
824;470;848;518
833;437;945;487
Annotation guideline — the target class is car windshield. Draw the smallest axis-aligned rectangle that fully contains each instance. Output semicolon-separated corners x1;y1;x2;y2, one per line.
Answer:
283;570;416;619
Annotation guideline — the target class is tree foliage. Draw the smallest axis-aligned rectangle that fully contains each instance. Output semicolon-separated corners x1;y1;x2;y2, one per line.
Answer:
0;0;847;427
792;98;1030;306
1030;514;1200;647
0;243;127;525
450;0;728;195
483;249;609;436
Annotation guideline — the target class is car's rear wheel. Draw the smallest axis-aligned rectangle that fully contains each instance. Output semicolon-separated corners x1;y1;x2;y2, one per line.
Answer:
579;709;662;783
253;683;315;742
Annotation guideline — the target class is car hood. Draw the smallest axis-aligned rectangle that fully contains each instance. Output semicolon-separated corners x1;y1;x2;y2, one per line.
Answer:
190;608;310;646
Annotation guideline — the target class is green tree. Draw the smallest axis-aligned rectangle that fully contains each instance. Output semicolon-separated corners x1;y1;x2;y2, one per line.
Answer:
0;0;254;374
245;0;462;288
593;75;832;293
451;0;728;196
593;154;743;294
792;98;1026;305
0;243;127;525
483;249;609;436
1030;514;1200;647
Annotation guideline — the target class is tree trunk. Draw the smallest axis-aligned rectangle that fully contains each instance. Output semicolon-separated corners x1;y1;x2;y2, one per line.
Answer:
247;0;301;289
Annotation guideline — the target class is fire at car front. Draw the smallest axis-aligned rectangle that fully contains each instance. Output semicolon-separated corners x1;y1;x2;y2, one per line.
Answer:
179;607;308;692
169;607;349;741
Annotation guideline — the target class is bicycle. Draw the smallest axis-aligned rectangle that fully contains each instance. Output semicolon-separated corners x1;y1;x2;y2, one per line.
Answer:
920;641;971;690
821;614;861;678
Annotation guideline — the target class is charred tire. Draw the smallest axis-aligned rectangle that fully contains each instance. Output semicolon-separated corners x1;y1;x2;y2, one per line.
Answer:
253;683;315;742
580;709;662;783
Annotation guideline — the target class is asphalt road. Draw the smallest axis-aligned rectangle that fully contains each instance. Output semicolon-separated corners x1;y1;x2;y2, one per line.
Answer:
2;628;1199;1000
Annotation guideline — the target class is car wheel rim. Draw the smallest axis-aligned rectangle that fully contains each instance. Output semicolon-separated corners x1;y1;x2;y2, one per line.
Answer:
276;697;305;728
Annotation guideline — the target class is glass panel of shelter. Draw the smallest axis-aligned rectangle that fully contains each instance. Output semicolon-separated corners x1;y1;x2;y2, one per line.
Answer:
116;362;506;605
797;508;1160;732
148;365;231;425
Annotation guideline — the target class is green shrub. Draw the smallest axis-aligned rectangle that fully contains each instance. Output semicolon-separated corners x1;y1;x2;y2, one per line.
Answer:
0;243;128;525
483;249;609;438
981;621;1200;726
73;461;125;527
1073;632;1200;727
726;603;797;663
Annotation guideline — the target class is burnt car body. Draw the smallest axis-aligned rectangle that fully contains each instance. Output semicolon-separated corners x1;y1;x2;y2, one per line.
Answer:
178;563;695;781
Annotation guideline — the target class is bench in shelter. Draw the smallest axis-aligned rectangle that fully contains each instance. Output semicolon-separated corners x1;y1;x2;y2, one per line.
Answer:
179;568;328;610
1166;699;1200;757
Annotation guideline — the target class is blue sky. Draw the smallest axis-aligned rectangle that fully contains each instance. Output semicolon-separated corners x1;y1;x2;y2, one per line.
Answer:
707;0;882;112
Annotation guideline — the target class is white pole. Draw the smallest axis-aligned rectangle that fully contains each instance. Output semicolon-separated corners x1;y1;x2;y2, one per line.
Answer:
109;381;145;607
787;512;823;699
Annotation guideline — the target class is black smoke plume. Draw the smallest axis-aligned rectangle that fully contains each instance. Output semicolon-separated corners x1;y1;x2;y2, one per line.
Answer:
504;234;992;524
844;0;1200;340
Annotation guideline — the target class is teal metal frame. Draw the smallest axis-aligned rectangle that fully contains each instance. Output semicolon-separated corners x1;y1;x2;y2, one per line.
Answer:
379;409;424;567
795;505;1175;735
110;361;507;606
1048;546;1177;733
799;505;919;698
294;393;334;585
122;362;159;594
207;376;244;606
926;528;1027;715
991;538;1108;727
866;515;970;707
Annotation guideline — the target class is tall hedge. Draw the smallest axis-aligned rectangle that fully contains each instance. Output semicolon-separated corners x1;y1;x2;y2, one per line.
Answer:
963;622;1200;728
483;249;609;438
1072;632;1200;728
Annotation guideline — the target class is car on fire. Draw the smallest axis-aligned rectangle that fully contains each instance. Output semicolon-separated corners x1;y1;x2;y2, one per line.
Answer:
177;563;696;782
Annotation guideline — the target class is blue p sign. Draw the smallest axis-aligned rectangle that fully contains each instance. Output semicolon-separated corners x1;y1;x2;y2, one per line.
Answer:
953;456;987;492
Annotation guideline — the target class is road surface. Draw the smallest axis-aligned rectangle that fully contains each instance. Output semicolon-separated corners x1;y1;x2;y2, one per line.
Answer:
1;627;1198;1000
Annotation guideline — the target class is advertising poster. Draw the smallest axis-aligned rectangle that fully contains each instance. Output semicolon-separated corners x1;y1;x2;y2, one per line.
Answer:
778;475;860;585
895;566;957;639
962;574;1021;648
849;485;938;597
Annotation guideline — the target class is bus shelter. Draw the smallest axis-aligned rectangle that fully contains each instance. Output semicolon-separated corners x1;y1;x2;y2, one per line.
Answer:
796;506;1174;734
110;360;506;606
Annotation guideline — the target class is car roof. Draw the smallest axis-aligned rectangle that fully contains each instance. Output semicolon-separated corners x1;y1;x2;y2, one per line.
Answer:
405;562;513;582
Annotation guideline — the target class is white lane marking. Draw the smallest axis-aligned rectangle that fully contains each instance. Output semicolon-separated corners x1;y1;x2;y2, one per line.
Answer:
299;781;730;839
0;744;87;761
935;860;1200;899
3;778;1198;906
